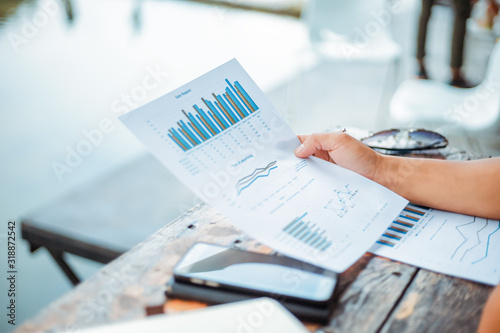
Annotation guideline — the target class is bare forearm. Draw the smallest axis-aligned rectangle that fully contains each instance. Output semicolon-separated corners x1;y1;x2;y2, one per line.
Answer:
295;133;500;218
375;156;500;219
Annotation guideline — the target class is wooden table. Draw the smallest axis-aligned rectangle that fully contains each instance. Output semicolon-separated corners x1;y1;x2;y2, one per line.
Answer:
16;154;493;333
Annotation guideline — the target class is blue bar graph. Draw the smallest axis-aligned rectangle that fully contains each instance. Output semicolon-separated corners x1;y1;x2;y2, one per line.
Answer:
283;213;332;252
216;94;239;123
376;203;429;247
205;99;229;129
168;79;259;151
194;105;220;134
225;87;249;117
235;81;258;111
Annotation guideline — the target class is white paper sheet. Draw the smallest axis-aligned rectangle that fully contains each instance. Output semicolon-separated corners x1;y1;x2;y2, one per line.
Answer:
120;59;407;272
76;298;309;333
370;203;500;285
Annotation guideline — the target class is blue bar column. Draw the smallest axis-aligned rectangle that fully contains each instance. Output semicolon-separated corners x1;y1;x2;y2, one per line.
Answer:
225;88;249;117
179;120;201;144
222;94;242;121
194;105;220;134
186;112;211;140
168;133;186;151
171;128;192;150
215;95;237;124
188;123;204;143
207;112;224;132
235;81;259;111
206;100;229;129
225;79;251;116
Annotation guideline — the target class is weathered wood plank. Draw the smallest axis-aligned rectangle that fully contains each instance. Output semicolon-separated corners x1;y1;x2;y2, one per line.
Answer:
334;253;375;299
379;269;493;333
325;257;417;333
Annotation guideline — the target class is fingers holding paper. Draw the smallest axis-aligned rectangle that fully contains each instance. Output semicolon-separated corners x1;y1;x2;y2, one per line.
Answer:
294;132;381;182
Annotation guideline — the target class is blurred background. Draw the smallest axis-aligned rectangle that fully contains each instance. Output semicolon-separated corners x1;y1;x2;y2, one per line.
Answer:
1;0;500;331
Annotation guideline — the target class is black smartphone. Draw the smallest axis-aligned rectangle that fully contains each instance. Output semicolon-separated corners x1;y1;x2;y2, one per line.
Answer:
171;242;337;307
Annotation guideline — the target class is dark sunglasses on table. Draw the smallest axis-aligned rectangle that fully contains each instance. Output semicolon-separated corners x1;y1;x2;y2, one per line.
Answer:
360;129;448;151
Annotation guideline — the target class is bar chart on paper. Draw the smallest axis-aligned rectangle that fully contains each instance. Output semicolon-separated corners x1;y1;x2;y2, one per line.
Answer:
166;79;259;152
376;203;429;248
281;213;332;252
135;66;279;177
371;204;500;285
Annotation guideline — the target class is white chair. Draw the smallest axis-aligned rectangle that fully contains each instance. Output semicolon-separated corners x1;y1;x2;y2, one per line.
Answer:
389;40;500;132
292;0;410;131
301;0;402;64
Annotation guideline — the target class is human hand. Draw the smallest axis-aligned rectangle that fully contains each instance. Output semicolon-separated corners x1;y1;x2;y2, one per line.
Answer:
294;132;383;182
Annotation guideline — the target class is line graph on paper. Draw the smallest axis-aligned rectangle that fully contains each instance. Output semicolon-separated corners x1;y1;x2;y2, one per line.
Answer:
370;207;500;285
236;161;278;195
324;185;358;218
451;218;500;264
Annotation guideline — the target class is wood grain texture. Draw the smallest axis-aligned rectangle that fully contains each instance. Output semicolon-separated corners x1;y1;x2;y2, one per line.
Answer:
327;257;417;333
379;269;493;333
334;253;374;299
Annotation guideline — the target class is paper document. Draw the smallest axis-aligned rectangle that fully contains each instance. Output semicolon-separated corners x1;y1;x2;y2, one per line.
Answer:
120;59;407;272
77;298;309;333
371;203;500;285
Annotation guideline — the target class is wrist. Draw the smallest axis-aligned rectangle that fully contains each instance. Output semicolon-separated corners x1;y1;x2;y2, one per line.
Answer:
373;155;404;195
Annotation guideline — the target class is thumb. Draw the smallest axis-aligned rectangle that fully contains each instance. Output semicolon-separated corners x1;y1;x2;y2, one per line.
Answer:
294;132;347;158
